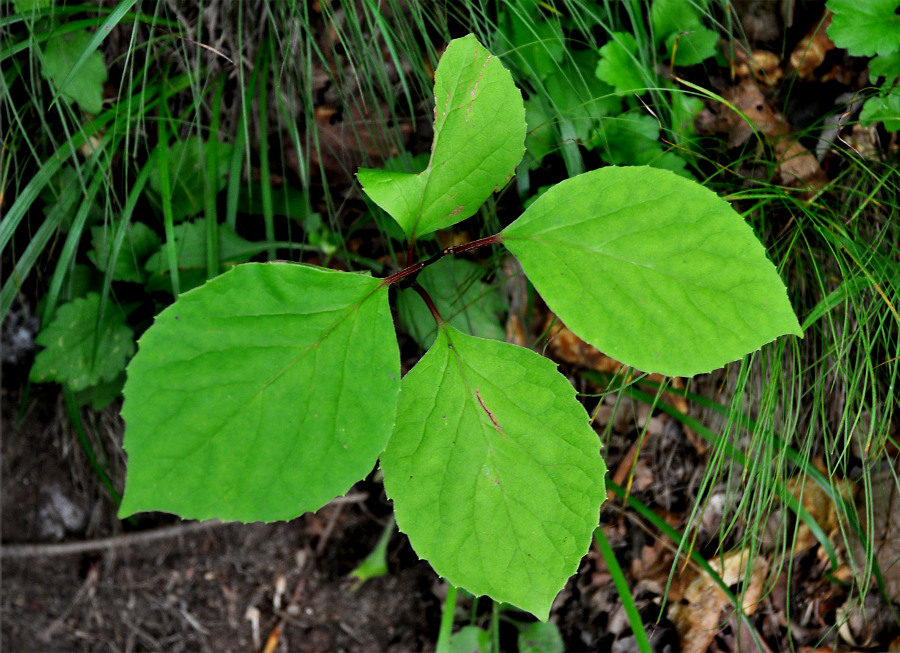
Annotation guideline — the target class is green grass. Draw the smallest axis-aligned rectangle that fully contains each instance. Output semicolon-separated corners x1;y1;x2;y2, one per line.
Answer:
2;1;898;650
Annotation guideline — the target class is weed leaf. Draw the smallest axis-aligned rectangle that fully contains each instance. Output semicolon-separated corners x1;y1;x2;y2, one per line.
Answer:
859;85;900;131
119;263;400;522
827;0;900;57
358;34;525;241
88;221;160;283
30;292;134;392
382;325;607;619
143;218;256;293
148;136;235;222
595;32;645;94
40;30;108;114
501;166;803;376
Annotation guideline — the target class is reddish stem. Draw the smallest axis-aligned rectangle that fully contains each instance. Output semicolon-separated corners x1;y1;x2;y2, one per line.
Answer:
412;283;443;325
379;233;504;288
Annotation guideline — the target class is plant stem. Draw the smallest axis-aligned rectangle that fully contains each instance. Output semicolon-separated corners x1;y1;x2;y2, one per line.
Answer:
379;233;504;288
435;583;458;653
412;282;444;325
490;601;500;653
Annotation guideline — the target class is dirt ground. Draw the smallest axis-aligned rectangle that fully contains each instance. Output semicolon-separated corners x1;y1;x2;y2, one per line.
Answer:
4;348;900;652
0;357;680;653
1;376;443;652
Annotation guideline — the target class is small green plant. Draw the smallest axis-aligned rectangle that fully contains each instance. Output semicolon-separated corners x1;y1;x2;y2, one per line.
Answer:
494;0;718;179
118;35;802;618
827;0;900;131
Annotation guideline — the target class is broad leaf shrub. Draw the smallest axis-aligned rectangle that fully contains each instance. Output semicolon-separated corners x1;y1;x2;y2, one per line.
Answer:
119;35;802;618
827;0;900;131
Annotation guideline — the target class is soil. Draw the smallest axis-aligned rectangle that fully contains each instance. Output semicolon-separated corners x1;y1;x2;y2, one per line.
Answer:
1;374;445;652
0;359;686;653
4;357;900;652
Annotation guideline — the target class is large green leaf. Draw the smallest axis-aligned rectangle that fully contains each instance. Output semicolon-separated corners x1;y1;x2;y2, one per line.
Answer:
382;325;607;619
357;34;525;241
501;166;803;377
119;263;399;522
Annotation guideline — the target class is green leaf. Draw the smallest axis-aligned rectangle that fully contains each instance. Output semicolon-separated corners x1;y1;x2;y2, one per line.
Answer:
860;85;900;131
357;34;525;241
671;91;705;138
14;0;52;11
88;221;160;283
349;516;395;588
397;257;507;349
119;263;399;522
524;96;556;168
149;136;235;221
143;218;256;293
499;0;565;80
382;325;607;619
827;0;900;57
39;165;86;231
448;626;491;653
30;293;134;392
591;113;691;177
595;33;646;94
523;51;620;169
664;27;719;66
650;0;705;45
870;51;900;80
78;372;126;410
544;50;621;142
40;29;107;114
501;166;803;377
517;621;565;653
237;181;317;224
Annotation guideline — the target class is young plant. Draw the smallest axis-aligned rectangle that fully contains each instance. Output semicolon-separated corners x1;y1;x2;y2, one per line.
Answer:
118;34;802;619
827;0;900;131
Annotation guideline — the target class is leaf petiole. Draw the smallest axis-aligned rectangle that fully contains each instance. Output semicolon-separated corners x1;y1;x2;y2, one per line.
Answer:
380;233;504;288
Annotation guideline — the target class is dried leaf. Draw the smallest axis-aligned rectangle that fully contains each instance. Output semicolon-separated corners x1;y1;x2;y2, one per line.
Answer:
790;12;835;79
719;78;828;194
669;550;770;652
785;463;856;552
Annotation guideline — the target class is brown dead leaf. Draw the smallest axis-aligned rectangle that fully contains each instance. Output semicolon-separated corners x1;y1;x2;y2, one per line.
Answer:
844;123;882;161
733;47;783;86
772;136;831;192
505;313;528;348
545;319;622;374
850;464;900;603
790;12;835;80
785;462;856;552
719;78;784;147
543;318;689;414
719;77;828;195
630;542;675;589
668;550;770;653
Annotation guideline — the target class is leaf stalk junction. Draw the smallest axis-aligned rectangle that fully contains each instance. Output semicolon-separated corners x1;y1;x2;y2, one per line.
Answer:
380;234;504;324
